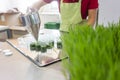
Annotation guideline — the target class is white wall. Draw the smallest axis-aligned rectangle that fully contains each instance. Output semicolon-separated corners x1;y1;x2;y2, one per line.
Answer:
0;0;38;13
8;0;39;13
0;0;10;12
98;0;120;26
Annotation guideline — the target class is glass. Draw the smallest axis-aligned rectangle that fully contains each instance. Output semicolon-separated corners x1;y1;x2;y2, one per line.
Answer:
35;43;41;52
17;37;26;48
22;11;41;41
30;42;36;51
57;41;62;49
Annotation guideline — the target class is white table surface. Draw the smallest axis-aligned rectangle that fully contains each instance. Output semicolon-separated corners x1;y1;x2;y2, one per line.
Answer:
0;42;66;80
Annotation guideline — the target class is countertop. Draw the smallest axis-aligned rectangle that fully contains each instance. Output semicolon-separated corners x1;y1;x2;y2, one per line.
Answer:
0;42;66;80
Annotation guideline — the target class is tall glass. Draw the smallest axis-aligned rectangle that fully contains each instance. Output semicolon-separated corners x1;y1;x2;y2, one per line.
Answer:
23;11;41;42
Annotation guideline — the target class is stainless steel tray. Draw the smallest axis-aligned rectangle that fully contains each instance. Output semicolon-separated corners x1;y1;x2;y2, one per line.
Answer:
7;40;68;67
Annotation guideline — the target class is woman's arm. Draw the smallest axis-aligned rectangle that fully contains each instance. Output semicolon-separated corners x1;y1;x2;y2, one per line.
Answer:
30;0;48;10
87;0;98;26
87;9;98;26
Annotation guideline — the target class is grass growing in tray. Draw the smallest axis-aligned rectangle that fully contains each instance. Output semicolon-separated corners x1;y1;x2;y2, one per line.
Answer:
61;22;120;80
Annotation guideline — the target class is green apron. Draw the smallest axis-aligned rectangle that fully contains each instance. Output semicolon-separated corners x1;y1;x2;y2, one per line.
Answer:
60;0;82;32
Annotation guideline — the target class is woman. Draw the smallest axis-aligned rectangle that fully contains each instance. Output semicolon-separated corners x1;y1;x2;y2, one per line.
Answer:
30;0;98;31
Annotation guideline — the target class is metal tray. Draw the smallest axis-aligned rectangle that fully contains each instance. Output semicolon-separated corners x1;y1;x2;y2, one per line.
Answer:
7;40;68;67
